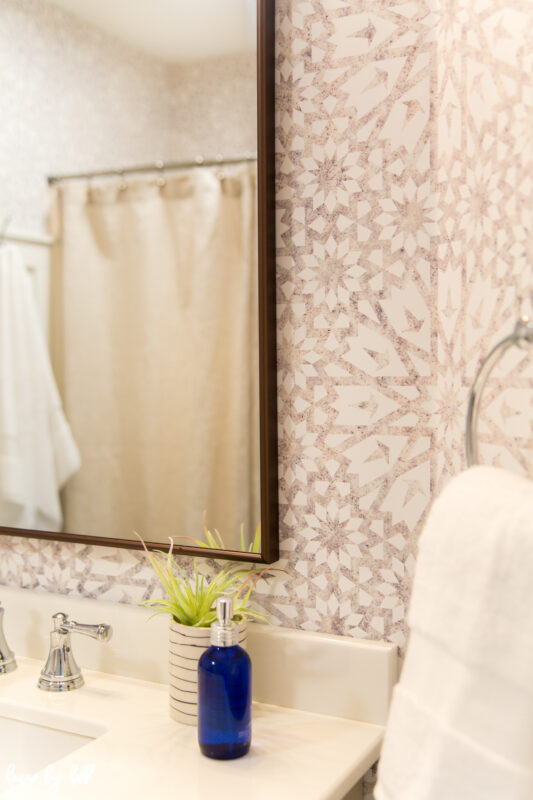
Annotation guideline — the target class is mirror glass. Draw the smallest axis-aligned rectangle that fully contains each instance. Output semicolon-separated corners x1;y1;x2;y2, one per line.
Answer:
0;0;272;557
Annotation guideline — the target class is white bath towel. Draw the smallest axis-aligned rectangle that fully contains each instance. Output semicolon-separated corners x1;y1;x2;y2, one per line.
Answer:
0;245;80;531
375;466;533;800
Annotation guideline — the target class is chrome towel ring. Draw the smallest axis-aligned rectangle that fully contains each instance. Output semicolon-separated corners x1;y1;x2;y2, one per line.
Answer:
466;316;533;466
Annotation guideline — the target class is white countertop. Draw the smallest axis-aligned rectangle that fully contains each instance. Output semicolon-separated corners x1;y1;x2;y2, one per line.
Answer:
0;659;383;800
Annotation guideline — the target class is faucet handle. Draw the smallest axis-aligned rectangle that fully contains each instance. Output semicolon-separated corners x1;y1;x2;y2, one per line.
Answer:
0;603;16;675
38;611;112;692
52;612;112;642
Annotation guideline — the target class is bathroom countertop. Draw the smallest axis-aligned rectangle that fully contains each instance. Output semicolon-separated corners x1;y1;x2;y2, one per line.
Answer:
0;658;384;800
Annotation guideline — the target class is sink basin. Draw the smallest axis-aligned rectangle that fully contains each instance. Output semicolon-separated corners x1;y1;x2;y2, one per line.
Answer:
0;707;105;795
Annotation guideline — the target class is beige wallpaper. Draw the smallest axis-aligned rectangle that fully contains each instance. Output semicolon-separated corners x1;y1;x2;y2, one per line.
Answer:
0;0;168;234
0;0;256;235
170;53;257;162
0;0;531;671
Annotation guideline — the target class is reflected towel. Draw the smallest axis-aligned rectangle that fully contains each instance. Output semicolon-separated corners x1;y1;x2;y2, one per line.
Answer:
0;245;80;530
375;466;533;800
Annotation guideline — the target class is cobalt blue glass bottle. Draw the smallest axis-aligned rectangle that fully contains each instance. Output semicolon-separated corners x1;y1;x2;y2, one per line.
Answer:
197;596;251;760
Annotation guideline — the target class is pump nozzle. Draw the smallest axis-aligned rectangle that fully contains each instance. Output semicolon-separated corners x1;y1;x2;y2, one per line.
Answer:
217;596;233;626
211;596;239;646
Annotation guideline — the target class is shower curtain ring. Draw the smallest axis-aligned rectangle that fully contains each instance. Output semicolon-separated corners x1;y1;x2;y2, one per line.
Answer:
156;160;166;187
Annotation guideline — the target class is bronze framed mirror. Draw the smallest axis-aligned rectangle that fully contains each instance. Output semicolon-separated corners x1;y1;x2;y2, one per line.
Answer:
0;0;277;563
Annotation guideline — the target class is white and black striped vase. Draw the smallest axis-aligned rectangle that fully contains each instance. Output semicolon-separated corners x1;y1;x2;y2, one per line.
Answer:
169;617;247;725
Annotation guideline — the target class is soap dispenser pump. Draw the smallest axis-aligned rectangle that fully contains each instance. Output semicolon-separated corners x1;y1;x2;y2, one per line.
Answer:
197;596;251;759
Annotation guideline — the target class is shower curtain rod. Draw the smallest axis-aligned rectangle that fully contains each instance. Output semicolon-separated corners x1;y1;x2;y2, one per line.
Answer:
47;154;257;185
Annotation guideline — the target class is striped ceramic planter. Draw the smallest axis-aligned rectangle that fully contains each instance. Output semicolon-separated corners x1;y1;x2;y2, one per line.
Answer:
169;618;247;725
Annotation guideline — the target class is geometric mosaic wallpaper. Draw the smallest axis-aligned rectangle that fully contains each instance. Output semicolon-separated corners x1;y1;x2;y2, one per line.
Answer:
272;0;532;656
0;0;532;664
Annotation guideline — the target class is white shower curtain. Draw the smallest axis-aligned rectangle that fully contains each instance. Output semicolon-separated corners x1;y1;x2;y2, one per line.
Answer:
50;164;260;548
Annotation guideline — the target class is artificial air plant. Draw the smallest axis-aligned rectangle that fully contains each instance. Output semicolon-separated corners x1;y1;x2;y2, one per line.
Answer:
137;528;271;628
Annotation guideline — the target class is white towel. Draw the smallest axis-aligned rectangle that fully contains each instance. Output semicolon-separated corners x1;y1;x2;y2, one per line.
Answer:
0;245;80;531
375;466;533;800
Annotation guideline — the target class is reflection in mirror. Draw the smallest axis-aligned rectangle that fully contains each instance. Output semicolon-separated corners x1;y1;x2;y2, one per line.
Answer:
0;0;275;557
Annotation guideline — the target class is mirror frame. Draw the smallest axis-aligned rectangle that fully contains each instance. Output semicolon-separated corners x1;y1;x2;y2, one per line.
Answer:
0;0;278;564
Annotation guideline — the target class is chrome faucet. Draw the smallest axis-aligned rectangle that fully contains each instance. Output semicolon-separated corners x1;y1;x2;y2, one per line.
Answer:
0;603;16;674
38;612;112;692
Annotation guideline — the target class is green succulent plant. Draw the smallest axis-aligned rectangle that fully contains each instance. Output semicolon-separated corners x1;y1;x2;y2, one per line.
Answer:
137;533;271;627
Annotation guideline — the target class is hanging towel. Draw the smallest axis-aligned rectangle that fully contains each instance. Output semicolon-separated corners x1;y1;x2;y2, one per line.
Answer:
0;245;80;531
375;465;533;800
